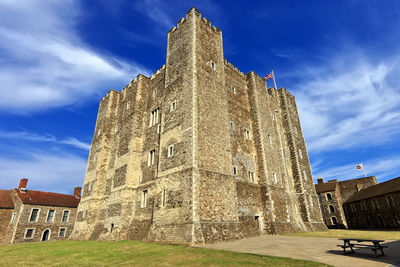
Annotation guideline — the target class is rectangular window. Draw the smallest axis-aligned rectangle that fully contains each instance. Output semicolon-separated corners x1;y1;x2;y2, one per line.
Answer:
272;172;277;184
167;145;174;157
372;199;380;210
231;86;236;93
46;210;55;222
152;88;158;98
233;166;237;176
62;210;70;223
211;61;216;70
59;228;66;237
386;195;395;208
361;201;367;211
229;121;234;129
244;129;251;140
126;101;130;110
149;108;159;127
267;134;272;144
248;171;255;183
141;189;148;208
162;189;166;208
350;203;356;213
148;149;156;166
170;101;176;112
25;228;34;239
29;208;39;222
10;213;16;224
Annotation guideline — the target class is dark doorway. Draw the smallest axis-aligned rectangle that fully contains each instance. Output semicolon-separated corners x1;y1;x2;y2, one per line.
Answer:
42;229;50;241
255;216;260;232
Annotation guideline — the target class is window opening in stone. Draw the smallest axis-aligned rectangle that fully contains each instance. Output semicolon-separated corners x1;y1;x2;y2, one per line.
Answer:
386;195;395;208
110;223;114;233
59;227;66;237
167;145;174;157
211;61;215;70
244;129;251;140
148;149;156;166
170;101;176;112
331;216;338;225
248;171;255;183
62;210;70;223
149;108;159;127
372;199;380;210
29;208;39;222
326;193;332;201
329;205;335;213
25;228;34;239
141;189;148;208
46;210;55;222
272;172;277;184
233;166;237;176
267;134;272;144
162;189;166;207
231;86;236;93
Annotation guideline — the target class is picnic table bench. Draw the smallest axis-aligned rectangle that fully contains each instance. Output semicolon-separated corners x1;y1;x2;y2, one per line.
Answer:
337;238;388;258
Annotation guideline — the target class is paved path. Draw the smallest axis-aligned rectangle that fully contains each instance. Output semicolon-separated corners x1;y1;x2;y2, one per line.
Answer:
197;235;400;267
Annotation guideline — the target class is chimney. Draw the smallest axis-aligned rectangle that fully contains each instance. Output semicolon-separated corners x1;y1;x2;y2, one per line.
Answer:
317;177;324;184
19;178;28;189
73;187;82;198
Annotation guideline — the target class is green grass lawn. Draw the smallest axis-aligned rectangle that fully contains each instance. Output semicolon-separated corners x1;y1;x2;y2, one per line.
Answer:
286;229;400;240
0;240;329;266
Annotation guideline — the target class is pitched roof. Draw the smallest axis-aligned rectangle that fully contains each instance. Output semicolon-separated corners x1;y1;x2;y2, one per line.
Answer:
315;181;337;193
345;177;400;203
0;189;14;209
16;189;80;208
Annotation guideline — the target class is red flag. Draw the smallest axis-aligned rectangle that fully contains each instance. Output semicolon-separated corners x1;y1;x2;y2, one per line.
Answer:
263;73;273;80
355;163;363;170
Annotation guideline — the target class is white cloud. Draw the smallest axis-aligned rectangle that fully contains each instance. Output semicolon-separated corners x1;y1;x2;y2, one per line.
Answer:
295;52;400;153
0;0;149;113
0;152;86;194
0;130;90;151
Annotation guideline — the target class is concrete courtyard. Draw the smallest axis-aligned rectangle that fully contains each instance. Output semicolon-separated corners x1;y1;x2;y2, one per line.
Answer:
198;235;400;267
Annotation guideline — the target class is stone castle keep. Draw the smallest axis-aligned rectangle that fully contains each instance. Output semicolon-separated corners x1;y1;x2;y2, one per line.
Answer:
71;8;326;244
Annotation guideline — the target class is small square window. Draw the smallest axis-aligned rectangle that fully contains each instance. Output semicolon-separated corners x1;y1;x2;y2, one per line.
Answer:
167;145;174;157
29;208;39;222
59;228;66;237
25;228;34;239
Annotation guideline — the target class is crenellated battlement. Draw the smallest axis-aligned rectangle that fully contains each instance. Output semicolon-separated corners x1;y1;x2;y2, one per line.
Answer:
224;58;245;77
169;7;221;34
150;65;166;80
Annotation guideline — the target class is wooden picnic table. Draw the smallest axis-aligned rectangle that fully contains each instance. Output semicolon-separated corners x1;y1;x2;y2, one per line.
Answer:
337;238;388;258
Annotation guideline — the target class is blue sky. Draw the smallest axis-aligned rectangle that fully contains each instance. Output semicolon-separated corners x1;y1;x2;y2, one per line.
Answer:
1;0;399;194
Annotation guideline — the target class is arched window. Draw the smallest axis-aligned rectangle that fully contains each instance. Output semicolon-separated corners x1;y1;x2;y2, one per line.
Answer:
329;205;335;213
331;217;338;225
326;193;332;201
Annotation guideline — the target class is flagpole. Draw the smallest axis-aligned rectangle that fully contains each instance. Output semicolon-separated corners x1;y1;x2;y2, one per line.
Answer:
362;162;367;177
272;69;277;89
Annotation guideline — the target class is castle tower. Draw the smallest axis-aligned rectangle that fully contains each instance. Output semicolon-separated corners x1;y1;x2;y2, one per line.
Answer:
71;8;326;244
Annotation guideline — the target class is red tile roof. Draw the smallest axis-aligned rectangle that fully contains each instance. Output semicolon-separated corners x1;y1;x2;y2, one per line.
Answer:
345;177;400;203
0;189;14;209
315;181;337;193
16;189;80;208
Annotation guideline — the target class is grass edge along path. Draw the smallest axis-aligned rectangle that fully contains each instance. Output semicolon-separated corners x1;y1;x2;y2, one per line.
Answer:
0;240;331;266
285;229;400;240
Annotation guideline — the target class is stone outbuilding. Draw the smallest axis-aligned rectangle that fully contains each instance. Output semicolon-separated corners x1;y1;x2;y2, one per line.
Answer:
0;178;81;243
315;176;377;228
343;176;400;229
